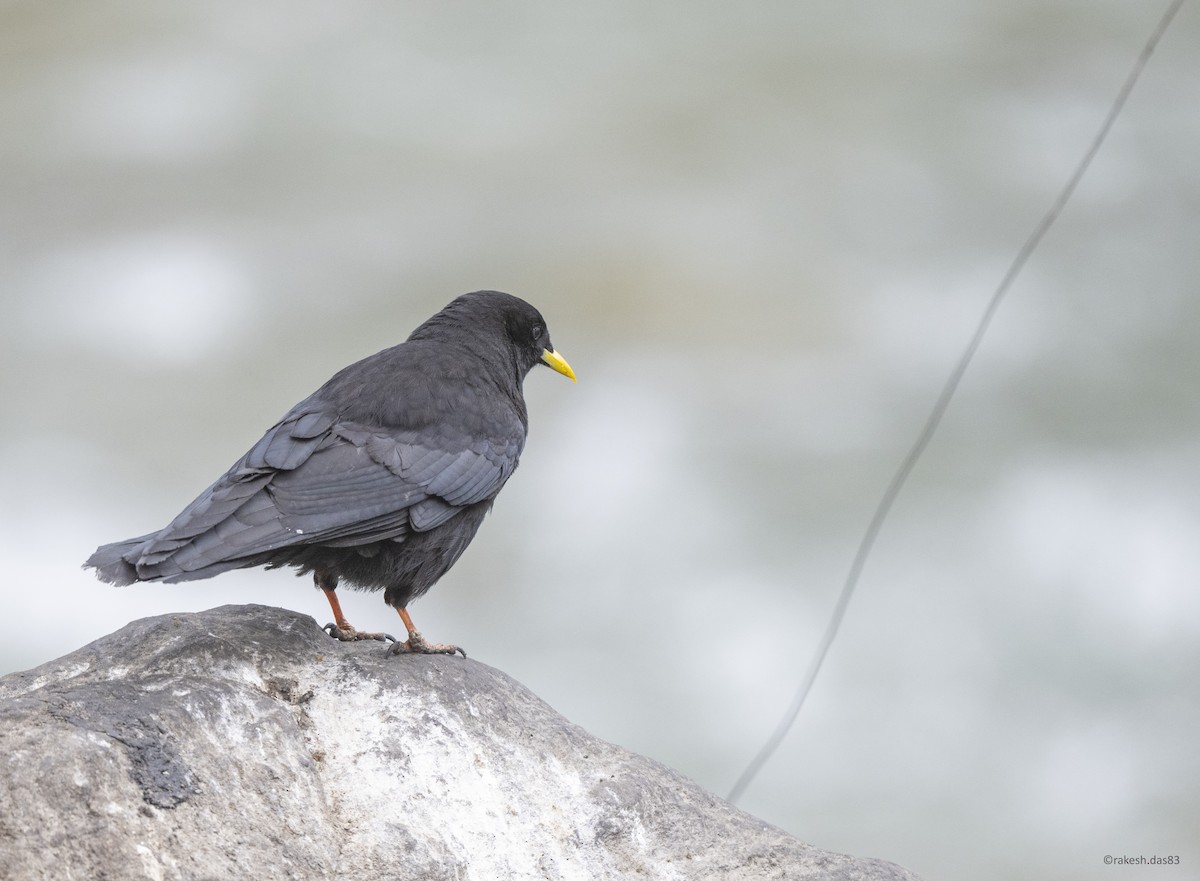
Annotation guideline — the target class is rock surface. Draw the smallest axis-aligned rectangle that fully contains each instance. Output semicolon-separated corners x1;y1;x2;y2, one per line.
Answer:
0;604;919;881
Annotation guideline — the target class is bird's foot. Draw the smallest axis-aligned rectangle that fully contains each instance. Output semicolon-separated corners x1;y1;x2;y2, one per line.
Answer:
387;630;466;658
323;622;396;643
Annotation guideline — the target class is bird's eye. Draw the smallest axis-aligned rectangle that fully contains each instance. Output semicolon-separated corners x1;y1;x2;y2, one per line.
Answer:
530;324;544;341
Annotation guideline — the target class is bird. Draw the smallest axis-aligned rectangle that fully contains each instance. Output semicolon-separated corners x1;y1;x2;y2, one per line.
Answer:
85;290;575;657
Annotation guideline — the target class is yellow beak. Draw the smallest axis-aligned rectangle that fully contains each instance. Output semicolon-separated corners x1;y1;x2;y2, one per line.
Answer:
541;348;577;382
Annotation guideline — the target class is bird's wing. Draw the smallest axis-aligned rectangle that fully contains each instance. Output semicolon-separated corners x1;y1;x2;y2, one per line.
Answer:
130;410;523;580
132;409;338;575
292;422;523;535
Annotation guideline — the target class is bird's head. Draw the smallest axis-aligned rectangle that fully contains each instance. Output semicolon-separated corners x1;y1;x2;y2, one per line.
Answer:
508;307;576;384
414;290;576;386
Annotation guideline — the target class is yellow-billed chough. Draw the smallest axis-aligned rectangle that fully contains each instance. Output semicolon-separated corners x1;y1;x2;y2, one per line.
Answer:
85;290;575;657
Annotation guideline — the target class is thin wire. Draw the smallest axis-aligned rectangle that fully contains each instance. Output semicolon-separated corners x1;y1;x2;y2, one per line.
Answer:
728;0;1185;805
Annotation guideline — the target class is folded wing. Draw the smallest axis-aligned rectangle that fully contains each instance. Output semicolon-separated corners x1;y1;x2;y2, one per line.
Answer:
91;405;524;583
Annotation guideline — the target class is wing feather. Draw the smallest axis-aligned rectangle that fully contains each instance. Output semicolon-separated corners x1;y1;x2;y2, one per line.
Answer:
111;401;524;581
409;497;460;531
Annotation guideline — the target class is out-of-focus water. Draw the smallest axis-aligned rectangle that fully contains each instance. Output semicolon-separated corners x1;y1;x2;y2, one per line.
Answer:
2;3;1197;879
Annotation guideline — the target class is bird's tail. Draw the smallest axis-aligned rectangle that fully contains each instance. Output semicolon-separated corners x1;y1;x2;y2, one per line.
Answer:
84;534;157;586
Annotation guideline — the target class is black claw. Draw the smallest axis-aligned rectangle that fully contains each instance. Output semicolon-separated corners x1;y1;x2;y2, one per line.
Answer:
323;622;394;643
385;640;467;658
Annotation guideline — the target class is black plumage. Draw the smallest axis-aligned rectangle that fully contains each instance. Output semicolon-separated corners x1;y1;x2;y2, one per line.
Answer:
85;290;575;655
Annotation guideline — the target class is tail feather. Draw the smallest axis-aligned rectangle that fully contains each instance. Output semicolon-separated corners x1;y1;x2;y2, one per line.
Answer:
84;531;267;585
84;534;157;586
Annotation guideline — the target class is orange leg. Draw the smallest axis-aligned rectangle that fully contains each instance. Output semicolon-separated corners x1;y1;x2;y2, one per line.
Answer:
388;607;466;658
323;587;353;632
317;574;392;643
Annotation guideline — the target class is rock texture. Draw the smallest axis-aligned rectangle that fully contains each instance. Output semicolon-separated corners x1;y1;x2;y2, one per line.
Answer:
0;604;919;881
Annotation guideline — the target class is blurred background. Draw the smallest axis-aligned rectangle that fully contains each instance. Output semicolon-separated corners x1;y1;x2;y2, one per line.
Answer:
2;2;1197;879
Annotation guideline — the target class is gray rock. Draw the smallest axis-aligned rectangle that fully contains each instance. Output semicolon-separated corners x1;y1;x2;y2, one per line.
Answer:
0;604;919;881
